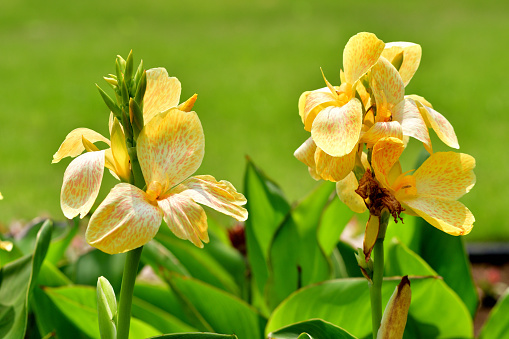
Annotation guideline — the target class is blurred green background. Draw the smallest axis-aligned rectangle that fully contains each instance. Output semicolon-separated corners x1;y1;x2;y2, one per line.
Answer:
0;0;507;241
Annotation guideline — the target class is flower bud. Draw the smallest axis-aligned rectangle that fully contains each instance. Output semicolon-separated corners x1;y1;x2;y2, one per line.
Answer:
377;276;411;339
97;276;117;339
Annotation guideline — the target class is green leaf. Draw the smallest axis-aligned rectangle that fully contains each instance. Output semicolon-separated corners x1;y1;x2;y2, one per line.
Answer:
142;239;191;277
266;276;472;338
334;241;363;278
45;219;78;266
268;319;358;339
479;287;509;339
385;215;478;317
318;196;355;256
167;275;267;339
148;334;238;339
243;159;290;306
0;219;53;338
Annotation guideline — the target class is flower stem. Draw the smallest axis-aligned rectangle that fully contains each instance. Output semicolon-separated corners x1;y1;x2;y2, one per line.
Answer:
116;246;143;339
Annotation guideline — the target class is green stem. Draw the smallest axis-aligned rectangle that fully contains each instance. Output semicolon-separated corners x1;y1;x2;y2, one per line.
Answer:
369;238;384;338
116;246;143;339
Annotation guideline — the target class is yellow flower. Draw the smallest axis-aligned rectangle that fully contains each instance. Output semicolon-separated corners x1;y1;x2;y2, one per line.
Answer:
295;32;385;182
52;68;195;219
371;137;475;235
85;108;248;254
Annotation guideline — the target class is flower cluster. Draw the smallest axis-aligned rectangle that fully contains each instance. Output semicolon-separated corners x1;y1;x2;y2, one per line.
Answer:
295;32;475;237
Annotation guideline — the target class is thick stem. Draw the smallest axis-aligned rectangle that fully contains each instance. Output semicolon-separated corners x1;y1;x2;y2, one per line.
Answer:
116;246;143;339
369;238;384;338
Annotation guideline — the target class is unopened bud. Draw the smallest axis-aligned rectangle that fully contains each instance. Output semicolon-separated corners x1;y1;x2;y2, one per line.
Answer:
377;276;411;339
97;276;117;339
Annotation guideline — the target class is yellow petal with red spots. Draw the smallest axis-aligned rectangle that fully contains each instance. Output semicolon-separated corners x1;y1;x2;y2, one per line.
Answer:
372;137;405;189
300;89;338;131
294;137;320;180
359;121;403;147
418;103;459;149
86;183;163;254
137;108;205;193
382;42;422;87
314;145;357;182
157;191;209;248
177;175;248;221
343;32;385;85
336;171;366;213
311;98;362;157
413;152;476;200
401;196;474;236
53;128;110;163
371;57;405;109
392;99;432;153
61;151;105;219
144;68;182;123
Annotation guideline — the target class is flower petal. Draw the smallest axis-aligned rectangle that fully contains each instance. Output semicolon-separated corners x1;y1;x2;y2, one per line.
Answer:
382;42;422;87
359;121;403;147
311;98;362;157
61;151;105;219
343;32;385;84
392;99;432;153
336;171;366;213
110;117;131;181
300;89;338;131
294;137;320;180
402;196;474;236
157;191;209;248
413;152;476;200
86;183;163;254
177;175;248;221
417;103;459;149
372;137;405;188
137;108;205;192
371;57;405;109
143;68;182;123
53;128;110;163
315;145;357;182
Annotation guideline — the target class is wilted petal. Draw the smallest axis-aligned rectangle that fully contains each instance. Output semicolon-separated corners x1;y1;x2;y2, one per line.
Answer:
343;32;385;84
392;99;432;153
144;68;182;123
53;128;110;163
300;89;338;131
157;191;209;248
402;196;474;236
336;171;366;213
418;103;459;149
359;121;403;147
413;152;476;200
371;57;405;109
138;108;205;192
311;98;362;157
372;137;405;188
61;151;105;219
315;145;357;182
382;42;422;87
86;183;163;254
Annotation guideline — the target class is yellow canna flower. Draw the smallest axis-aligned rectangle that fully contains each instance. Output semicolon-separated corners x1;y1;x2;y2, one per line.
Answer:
382;42;422;87
371;137;475;235
295;32;385;182
85;108;248;254
53;68;195;220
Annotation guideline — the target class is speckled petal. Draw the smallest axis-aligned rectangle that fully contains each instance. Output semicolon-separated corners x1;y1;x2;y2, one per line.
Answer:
371;57;405;108
144;68;182;123
157;191;209;248
294;137;320;180
382;42;422;87
61;151;105;219
414;152;476;200
418;104;459;149
178;175;248;221
336;171;366;213
311;98;362;157
300;89;338;131
359;121;403;147
343;32;385;84
137;108;205;192
392;99;432;153
314;145;357;182
402;196;474;236
372;137;405;188
86;183;163;254
53;128;110;163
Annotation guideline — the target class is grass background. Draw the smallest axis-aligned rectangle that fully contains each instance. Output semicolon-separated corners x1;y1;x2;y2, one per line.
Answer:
0;0;508;241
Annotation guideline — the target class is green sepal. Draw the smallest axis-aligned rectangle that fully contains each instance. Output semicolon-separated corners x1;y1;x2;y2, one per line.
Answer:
96;84;122;118
132;60;144;95
129;98;144;142
135;70;147;105
124;50;134;92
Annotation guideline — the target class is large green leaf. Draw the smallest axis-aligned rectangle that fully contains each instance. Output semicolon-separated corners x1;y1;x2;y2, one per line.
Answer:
479;287;509;339
0;219;52;338
268;319;357;339
266;277;473;338
167;275;267;339
385;215;478;317
244;159;290;304
318;196;355;256
149;334;238;339
266;182;334;309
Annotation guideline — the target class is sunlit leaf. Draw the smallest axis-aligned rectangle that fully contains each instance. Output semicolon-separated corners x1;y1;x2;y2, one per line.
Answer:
479;287;509;339
268;319;358;339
